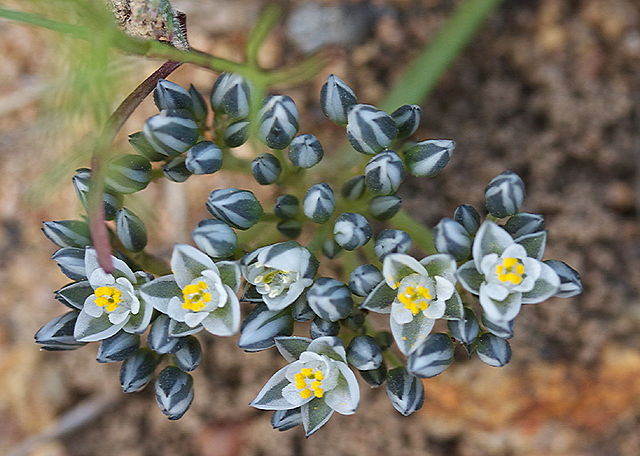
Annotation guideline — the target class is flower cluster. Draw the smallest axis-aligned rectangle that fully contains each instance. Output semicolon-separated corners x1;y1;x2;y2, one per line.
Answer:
37;73;582;434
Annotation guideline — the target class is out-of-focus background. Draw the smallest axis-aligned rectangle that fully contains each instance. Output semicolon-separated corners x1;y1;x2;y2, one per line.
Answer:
1;0;640;455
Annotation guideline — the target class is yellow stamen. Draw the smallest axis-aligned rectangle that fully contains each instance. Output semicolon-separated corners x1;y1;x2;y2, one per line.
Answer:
398;285;433;316
182;281;212;312
300;388;312;399
496;257;526;285
294;367;325;399
94;286;123;313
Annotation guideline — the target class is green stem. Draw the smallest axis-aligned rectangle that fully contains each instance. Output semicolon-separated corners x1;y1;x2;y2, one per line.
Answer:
391;209;436;255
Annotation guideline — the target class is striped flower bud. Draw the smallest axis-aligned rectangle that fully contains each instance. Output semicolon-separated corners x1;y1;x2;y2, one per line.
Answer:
189;84;208;124
364;150;405;195
274;194;299;219
476;334;512;367
154;79;193;112
453;204;481;235
303;183;335;223
369;195;402;220
105;154;152;194
192;219;237;259
505;212;545;238
484;171;525;218
349;264;383;297
288;134;324;168
115;208;148;252
386;367;424;416
206;188;264;230
120;348;158;393
223;119;249;148
42;220;91;248
405;139;455;177
341;175;366;201
545;260;583;298
129;131;165;162
72;168;123;220
391;104;421;139
407;333;454;378
360;362;387;388
148;315;186;355
291;293;315;322
174;336;202;372
210;72;251;119
35;311;86;351
320;74;357;125
154;366;194;420
433;218;471;261
252;153;282;185
347;104;397;155
347;335;383;370
271;408;302;432
96;332;140;363
185;141;223;175
238;304;294;352
258;95;299;149
482;314;515;339
307;277;353;322
52;247;86;281
277;219;302;239
310;316;340;339
374;229;412;260
143;110;199;156
322;239;342;259
163;156;192;183
333;212;372;250
447;307;480;346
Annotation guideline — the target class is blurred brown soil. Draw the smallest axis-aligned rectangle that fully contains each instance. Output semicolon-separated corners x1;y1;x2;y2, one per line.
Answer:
1;0;640;455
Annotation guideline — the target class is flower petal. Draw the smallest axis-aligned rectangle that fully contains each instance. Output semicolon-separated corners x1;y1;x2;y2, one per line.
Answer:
250;364;299;410
139;275;181;313
307;336;347;362
443;291;464;320
515;231;547;260
521;261;560;304
479;285;522;321
456;261;484;295
472;221;513;270
483;282;509;301
301;398;334;437
324;362;359;415
74;310;127;342
171;244;217;288
391;300;414;324
391;311;436;355
423;298;445;319
124;297;154;334
420;254;457;283
200;285;240;336
82;295;103;318
360;280;395;313
215;260;242;292
383;253;427;289
274;336;313;362
263;280;307;311
434;276;455;301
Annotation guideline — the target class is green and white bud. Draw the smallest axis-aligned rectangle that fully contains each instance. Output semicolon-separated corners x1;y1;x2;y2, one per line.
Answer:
364;150;405;195
349;264;382;297
163;156;192;183
155;366;194;420
291;293;315;322
288;134;324;168
210;72;251;119
386;367;424;416
322;239;342;259
545;260;583;298
307;278;353;322
206;188;264;230
369;195;402;221
485;171;525;218
310;316;340;339
341;175;366;201
347;335;383;370
258;95;299;149
274;194;299;219
72;168;123;220
447;307;480;345
433;218;471;261
482;314;515;339
96;332;140;363
223;119;249;148
148;315;186;355
105;154;152;194
347;104;397;155
359;362;387;388
154;79;193;112
391;104;421;139
303;183;335;223
374;229;412;260
405;139;455;177
192;219;237;259
185;141;223;175
505;212;545;238
42;220;91;249
238;304;294;352
114;208;147;252
189;84;208;124
271;408;302;432
320;74;357;125
333;213;372;251
143;110;199;156
277;219;302;239
35;311;86;351
453;204;481;235
252;153;282;185
120;348;158;393
129;131;166;162
407;333;454;378
174;336;202;372
476;334;512;367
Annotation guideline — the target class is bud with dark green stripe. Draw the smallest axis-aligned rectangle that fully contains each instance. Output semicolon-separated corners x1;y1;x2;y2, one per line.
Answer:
192;219;237;259
163;156;191;183
307;277;353;322
42;220;91;248
407;333;454;378
505;212;544;238
258;95;299;150
347;335;383;370
303;183;335;224
391;104;421;139
369;195;402;220
35;311;86;351
274;194;299;219
349;264;382;297
129;131;165;162
453;204;481;235
143;110;199;156
206;188;263;230
322;239;342;259
210;72;251;119
333;212;372;250
288;134;324;168
105;154;152;194
120;348;158;393
310;316;340;339
154;366;194;420
364;150;405;195
341;175;366;201
238;304;294;352
174;336;202;372
185;141;222;175
374;229;411;260
545;260;583;298
347;104;397;155
189;84;207;124
484;171;525;218
433;217;471;261
72;168;123;220
252;153;282;185
96;332;140;363
154;79;193;112
223;119;249;147
405;139;455;177
320;74;357;125
115;208;148;252
386;367;424;416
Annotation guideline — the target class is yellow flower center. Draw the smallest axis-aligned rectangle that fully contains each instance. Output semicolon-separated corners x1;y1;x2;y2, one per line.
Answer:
182;281;212;312
253;268;296;298
94;286;123;313
398;285;433;316
495;257;526;285
293;367;325;399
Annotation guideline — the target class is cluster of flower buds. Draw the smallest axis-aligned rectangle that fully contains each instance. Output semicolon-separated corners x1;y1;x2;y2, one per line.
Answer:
37;72;582;436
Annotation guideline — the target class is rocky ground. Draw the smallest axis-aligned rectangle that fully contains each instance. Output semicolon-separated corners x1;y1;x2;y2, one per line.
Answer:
1;0;640;455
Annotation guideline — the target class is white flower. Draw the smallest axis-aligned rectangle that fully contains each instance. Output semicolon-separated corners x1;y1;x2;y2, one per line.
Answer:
140;244;241;336
242;241;317;311
251;336;360;436
457;221;560;323
382;253;459;355
74;249;152;342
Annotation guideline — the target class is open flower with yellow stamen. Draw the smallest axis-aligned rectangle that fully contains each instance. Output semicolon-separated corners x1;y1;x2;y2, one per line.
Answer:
74;249;153;342
457;221;560;324
250;336;359;437
382;253;459;355
140;244;241;337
